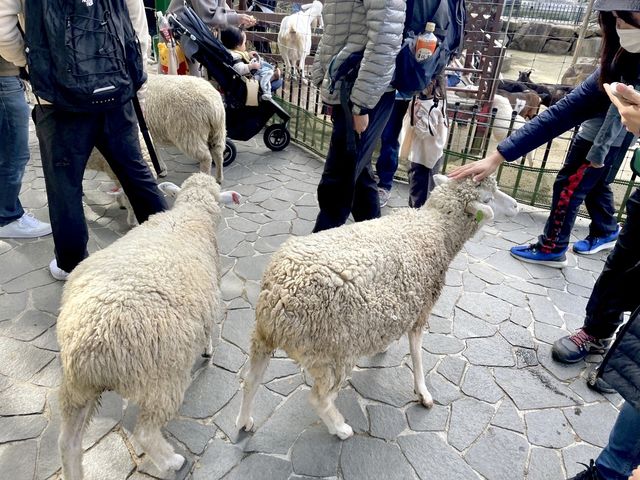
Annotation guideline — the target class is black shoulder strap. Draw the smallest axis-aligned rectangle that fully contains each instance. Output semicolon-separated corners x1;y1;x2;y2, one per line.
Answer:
132;96;163;176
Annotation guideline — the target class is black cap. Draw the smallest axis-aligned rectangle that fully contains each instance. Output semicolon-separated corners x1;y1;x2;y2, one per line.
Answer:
594;0;640;11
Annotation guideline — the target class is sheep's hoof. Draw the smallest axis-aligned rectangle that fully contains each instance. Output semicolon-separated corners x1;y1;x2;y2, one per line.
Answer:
334;423;354;440
236;415;254;432
201;352;212;359
167;453;185;471
158;168;168;178
418;392;434;409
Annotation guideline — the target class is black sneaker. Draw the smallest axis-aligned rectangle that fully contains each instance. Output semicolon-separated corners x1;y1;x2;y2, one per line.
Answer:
586;365;616;394
568;460;603;480
552;328;610;364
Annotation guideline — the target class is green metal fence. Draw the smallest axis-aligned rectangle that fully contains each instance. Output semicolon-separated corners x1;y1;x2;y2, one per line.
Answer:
272;76;640;221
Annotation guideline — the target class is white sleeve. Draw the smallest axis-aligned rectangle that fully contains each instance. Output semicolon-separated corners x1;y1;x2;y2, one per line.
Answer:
0;0;26;67
125;0;150;104
125;0;150;66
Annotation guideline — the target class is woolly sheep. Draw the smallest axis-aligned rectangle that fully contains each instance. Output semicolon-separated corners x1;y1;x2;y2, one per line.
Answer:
57;173;239;480
145;74;225;182
87;74;226;226
236;175;518;439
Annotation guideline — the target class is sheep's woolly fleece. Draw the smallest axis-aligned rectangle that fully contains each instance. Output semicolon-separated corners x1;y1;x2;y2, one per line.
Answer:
145;74;226;180
57;173;223;426
254;177;495;367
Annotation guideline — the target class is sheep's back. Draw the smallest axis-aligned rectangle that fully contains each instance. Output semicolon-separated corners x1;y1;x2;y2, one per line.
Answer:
256;210;458;360
145;75;224;146
57;206;219;394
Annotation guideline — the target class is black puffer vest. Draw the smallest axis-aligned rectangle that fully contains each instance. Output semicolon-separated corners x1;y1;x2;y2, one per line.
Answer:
600;304;640;410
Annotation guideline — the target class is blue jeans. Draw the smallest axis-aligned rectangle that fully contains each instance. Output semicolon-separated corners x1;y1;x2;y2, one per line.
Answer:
313;90;396;232
0;76;30;226
33;102;167;273
375;99;410;191
539;136;620;254
597;402;640;479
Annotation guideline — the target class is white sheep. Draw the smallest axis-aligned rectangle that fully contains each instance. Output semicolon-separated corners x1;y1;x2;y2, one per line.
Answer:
87;74;226;226
57;173;239;480
236;175;518;439
277;0;323;81
491;94;534;167
145;74;225;182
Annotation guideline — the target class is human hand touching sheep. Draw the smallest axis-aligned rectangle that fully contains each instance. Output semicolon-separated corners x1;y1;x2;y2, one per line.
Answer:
448;151;506;182
604;82;640;136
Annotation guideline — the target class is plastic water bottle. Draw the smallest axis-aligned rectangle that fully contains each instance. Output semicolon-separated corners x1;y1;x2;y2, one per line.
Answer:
415;22;438;62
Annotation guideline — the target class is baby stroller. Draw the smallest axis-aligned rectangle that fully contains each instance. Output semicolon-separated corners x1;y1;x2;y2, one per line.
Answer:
168;6;291;166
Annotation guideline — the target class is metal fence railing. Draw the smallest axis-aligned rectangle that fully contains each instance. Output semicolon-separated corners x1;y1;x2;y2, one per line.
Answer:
271;74;640;222
502;1;588;25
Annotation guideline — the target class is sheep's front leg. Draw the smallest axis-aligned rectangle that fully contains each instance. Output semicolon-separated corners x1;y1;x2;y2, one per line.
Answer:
408;326;433;408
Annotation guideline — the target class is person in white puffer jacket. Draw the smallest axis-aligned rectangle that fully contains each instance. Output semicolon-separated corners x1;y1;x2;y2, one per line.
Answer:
311;0;405;233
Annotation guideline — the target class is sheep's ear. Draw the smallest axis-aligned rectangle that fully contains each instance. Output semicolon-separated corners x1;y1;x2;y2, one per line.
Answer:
219;191;241;205
465;201;494;226
158;181;181;198
433;174;449;186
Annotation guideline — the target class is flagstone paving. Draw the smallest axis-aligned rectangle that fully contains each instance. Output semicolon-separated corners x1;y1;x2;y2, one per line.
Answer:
0;122;623;479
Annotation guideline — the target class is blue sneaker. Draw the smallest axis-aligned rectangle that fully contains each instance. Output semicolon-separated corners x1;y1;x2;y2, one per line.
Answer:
510;244;568;268
572;226;620;255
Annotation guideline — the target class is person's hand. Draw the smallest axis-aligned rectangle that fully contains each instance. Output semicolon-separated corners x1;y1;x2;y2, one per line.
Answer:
448;151;505;182
629;466;640;480
604;82;640;135
238;14;256;27
353;114;369;134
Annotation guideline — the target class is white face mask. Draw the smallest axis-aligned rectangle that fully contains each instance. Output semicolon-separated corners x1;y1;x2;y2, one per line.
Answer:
617;27;640;53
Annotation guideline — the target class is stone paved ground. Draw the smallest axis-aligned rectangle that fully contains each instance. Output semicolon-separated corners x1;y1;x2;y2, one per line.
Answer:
0;121;624;480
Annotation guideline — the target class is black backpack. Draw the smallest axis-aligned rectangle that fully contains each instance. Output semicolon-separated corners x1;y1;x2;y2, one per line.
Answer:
24;0;146;112
392;0;466;97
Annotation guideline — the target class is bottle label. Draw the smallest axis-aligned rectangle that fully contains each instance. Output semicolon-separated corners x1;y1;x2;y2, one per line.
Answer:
416;48;433;62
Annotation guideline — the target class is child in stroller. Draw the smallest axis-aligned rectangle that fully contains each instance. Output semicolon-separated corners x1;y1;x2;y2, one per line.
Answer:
168;5;291;166
220;26;281;101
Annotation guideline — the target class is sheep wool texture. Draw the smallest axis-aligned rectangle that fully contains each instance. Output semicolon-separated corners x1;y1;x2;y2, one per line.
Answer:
144;74;226;181
57;173;223;428
253;178;494;377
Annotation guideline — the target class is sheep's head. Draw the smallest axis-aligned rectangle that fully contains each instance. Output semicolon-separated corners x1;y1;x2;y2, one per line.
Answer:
432;175;518;226
158;173;240;212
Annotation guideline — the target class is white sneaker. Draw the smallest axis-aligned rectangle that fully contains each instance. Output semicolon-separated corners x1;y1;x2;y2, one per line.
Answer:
378;188;391;208
0;213;52;239
49;258;69;281
261;93;273;101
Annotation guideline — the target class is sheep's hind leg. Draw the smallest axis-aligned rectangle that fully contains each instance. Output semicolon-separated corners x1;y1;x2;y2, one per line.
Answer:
236;346;271;431
408;326;433;408
308;366;353;440
134;390;186;472
59;399;95;480
135;425;185;472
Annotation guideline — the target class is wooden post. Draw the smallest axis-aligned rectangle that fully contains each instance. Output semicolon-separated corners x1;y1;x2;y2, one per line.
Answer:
571;0;595;67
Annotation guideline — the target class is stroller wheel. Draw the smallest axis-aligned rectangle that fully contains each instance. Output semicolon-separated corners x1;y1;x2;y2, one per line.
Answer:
264;124;291;152
223;139;237;167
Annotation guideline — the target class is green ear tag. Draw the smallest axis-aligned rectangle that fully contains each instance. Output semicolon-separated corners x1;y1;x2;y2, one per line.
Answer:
475;211;484;223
